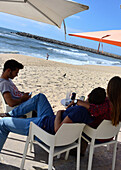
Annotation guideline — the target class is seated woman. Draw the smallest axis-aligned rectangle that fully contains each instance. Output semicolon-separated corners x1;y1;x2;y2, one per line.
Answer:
0;76;121;154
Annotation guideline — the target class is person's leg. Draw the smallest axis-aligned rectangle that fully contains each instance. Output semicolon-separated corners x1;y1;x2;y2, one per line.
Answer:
81;138;88;156
0;117;41;152
8;93;54;121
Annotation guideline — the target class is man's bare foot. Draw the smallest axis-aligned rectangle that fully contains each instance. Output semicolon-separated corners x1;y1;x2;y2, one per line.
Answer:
0;113;10;117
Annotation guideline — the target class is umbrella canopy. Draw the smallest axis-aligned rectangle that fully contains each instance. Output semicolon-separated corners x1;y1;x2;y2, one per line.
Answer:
69;30;121;47
0;0;89;28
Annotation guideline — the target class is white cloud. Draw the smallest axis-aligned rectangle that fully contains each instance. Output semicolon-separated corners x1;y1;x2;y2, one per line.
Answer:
69;15;81;19
29;20;46;25
21;23;27;26
67;27;83;33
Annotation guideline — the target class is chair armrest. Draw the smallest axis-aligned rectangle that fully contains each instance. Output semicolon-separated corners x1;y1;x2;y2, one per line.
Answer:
82;125;97;138
30;122;55;146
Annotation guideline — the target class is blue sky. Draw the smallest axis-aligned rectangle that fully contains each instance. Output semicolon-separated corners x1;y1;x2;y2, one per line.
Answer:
0;0;121;55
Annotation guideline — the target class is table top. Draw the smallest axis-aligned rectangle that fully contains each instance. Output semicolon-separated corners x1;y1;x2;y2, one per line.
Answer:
61;99;72;106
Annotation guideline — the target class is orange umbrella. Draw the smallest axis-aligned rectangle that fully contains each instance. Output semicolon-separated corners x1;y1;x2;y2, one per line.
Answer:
69;30;121;47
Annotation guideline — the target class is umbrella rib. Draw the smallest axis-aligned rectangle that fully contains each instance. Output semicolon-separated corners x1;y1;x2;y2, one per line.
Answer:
0;0;25;3
27;0;60;28
0;0;60;27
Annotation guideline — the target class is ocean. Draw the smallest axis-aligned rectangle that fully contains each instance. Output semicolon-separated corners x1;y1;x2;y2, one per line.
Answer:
0;26;121;66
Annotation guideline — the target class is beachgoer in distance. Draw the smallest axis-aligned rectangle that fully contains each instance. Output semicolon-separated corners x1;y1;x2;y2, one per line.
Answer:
0;59;31;107
46;53;49;60
0;76;121;155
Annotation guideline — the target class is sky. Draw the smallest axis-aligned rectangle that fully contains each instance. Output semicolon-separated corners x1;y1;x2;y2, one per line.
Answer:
0;0;121;55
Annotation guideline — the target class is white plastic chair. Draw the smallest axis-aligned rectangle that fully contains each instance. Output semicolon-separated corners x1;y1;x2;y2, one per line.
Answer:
82;120;121;170
20;122;85;170
0;92;32;118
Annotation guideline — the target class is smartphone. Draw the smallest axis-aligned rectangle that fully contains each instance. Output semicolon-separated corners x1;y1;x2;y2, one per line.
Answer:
29;92;32;96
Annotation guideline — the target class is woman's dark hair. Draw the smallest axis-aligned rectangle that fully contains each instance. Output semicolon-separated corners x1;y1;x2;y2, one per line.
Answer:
107;76;121;126
88;87;106;105
3;59;24;72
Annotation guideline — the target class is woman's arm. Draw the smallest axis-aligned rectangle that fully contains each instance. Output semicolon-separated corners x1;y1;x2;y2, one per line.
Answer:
54;110;72;133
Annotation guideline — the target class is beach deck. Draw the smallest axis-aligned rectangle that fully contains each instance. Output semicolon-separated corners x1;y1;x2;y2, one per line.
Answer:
0;131;121;170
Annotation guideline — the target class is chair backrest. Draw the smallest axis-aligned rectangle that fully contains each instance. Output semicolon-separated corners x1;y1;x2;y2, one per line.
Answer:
0;91;15;112
96;120;121;139
55;123;85;146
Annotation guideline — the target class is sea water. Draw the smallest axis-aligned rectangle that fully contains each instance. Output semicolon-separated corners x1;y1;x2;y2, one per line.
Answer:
0;27;121;66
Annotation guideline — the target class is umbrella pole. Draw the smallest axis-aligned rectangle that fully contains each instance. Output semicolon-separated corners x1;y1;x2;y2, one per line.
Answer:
63;20;67;41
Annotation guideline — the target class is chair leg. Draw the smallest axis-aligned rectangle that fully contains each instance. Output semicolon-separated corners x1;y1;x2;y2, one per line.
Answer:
77;143;81;170
112;142;118;170
30;140;33;152
65;150;70;160
107;144;110;151
57;154;61;159
48;147;54;170
30;132;34;152
88;144;94;170
20;136;30;170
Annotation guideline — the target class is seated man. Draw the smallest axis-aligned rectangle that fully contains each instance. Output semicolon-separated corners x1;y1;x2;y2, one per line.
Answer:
0;59;31;107
67;87;107;156
67;86;107;126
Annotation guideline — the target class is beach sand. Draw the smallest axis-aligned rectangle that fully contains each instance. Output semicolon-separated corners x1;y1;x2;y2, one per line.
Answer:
1;54;121;170
0;53;121;113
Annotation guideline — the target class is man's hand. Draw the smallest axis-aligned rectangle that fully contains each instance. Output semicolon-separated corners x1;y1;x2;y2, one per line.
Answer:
66;100;74;109
21;93;31;102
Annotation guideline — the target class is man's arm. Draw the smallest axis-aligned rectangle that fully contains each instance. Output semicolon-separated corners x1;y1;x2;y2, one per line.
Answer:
67;98;109;118
67;99;90;109
54;110;73;133
3;92;30;107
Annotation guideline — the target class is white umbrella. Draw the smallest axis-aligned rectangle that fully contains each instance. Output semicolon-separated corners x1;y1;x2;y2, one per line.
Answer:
0;0;89;28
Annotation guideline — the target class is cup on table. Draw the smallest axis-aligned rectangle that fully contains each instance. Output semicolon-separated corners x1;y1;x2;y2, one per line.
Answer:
66;91;71;100
65;91;71;106
80;96;85;101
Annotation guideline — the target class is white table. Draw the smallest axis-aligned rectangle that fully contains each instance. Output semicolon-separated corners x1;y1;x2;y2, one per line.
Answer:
61;99;72;106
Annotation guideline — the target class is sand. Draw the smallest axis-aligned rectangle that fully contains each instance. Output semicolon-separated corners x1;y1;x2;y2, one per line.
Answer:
0;53;121;114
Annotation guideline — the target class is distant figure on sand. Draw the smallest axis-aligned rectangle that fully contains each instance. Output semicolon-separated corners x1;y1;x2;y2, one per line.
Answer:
46;53;49;60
